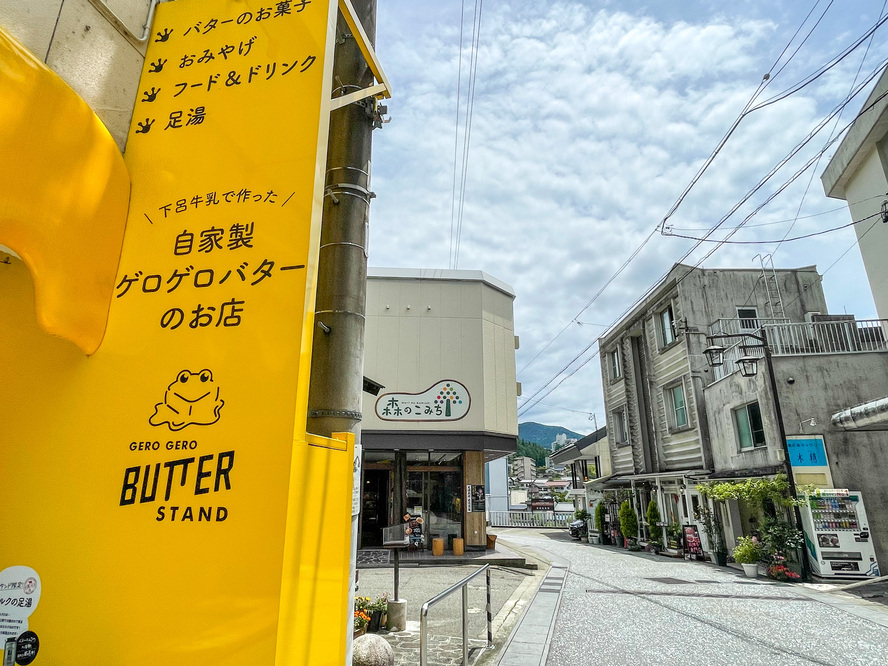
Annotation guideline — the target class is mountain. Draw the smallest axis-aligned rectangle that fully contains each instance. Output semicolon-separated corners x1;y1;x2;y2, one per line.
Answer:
518;422;587;449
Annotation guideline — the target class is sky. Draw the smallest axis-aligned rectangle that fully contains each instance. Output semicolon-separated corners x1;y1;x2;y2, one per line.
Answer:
369;1;888;436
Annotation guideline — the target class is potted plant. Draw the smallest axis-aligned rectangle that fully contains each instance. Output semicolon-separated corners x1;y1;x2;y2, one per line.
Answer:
694;504;728;566
666;523;683;550
646;499;662;545
367;593;388;632
354;609;370;638
619;500;638;549
733;536;762;577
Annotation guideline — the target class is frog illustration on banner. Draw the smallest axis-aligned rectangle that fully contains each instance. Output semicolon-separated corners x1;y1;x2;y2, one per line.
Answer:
149;369;224;430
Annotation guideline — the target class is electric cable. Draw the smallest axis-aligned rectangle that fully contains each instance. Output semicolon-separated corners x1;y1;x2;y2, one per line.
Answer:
448;0;468;269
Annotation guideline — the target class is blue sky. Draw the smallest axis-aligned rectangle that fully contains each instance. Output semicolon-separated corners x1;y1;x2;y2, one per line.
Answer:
370;1;888;434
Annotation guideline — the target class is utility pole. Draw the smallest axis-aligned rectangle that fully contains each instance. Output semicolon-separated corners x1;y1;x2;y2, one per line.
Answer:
306;1;378;661
307;0;377;439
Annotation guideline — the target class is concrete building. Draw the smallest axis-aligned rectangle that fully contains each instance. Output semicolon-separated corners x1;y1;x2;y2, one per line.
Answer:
511;455;537;481
599;261;888;566
360;268;519;550
598;263;827;540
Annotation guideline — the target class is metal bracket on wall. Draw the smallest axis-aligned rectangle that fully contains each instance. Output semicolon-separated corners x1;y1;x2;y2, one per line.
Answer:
86;0;159;50
330;0;392;111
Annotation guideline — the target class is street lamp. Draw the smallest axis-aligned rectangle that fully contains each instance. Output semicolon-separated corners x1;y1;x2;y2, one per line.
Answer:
704;331;811;581
703;344;726;367
736;351;759;378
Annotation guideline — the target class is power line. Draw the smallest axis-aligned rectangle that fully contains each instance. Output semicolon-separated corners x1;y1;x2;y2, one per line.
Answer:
517;9;888;408
664;212;880;244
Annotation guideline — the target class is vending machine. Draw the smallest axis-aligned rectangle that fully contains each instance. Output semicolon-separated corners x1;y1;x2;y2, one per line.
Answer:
800;489;880;578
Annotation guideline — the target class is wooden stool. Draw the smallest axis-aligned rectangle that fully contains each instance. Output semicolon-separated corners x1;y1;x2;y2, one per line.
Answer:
432;538;444;556
453;537;464;556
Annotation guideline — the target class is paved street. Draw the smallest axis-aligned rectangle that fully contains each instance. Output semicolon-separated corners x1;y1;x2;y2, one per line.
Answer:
494;528;888;666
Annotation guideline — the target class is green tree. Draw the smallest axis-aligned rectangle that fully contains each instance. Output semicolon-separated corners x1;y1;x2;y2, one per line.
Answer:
619;500;638;542
515;438;548;467
646;499;662;542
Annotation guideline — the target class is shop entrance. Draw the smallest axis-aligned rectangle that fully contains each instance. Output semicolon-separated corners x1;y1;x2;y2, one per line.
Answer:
360;468;390;548
406;452;463;550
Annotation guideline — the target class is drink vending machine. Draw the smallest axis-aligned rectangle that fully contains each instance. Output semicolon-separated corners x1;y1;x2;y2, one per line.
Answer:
800;489;880;578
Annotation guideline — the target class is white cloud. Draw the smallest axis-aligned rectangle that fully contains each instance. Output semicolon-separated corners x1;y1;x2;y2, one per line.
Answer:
372;1;888;433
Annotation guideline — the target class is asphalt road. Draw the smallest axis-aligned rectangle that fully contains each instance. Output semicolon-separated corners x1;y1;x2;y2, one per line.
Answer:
495;528;888;666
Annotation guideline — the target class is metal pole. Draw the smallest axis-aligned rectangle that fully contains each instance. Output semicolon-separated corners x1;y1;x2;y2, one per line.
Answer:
462;585;469;666
419;603;429;665
761;340;811;581
393;548;400;600
486;566;493;648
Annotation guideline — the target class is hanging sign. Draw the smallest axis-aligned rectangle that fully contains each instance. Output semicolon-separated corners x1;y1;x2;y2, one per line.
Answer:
375;379;471;421
0;0;336;663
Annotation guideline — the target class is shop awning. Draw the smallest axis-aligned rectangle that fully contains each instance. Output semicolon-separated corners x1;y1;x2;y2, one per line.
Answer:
613;470;710;482
584;474;624;490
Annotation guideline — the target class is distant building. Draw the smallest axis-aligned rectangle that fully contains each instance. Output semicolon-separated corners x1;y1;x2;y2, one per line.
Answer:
511;455;537;481
549;426;611;513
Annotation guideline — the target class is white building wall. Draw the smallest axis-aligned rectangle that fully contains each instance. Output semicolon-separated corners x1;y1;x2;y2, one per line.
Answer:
362;270;518;436
485;457;509;512
842;146;888;320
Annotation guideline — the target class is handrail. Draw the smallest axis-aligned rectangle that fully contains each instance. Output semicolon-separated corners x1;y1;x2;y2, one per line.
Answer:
419;564;493;665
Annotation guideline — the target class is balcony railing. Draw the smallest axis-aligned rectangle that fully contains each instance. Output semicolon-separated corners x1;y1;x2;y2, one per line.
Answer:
763;319;888;356
709;317;790;337
711;318;888;381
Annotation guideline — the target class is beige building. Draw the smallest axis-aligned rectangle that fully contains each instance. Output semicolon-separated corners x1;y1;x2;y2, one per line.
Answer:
360;268;519;551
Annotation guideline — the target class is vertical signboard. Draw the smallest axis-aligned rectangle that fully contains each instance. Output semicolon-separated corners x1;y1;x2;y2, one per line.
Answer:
0;0;336;663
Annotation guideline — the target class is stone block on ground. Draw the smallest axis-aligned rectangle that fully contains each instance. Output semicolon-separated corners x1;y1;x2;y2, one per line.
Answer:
353;634;394;666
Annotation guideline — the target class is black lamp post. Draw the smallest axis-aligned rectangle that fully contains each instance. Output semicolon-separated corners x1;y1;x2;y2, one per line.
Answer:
705;331;810;581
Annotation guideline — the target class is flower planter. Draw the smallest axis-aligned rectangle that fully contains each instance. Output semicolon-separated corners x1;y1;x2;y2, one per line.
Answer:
367;610;385;632
741;563;759;578
713;550;728;566
353;626;366;639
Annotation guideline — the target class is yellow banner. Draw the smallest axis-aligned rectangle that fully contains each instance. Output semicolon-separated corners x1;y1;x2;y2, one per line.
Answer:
0;0;337;663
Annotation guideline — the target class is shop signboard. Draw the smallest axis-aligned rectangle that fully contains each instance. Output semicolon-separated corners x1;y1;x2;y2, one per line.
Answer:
467;484;486;513
375;380;471;421
0;0;351;663
683;525;704;557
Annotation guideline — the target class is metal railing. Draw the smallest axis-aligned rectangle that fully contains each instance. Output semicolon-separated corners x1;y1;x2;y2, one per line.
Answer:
419;564;493;666
763;319;888;356
711;319;888;381
488;510;575;528
709;317;789;337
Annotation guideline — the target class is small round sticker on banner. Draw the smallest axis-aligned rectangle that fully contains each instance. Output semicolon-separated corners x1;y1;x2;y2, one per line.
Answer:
15;631;38;666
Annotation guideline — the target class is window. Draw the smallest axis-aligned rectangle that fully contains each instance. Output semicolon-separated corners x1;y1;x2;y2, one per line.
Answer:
659;304;676;347
737;307;758;331
608;349;622;380
734;402;766;450
612;408;629;445
666;382;688;429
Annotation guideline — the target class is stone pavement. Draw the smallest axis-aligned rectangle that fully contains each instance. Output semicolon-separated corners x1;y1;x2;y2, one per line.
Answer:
356;560;543;666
